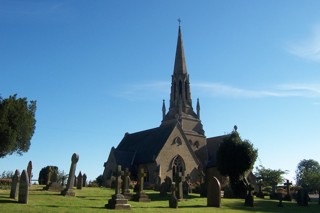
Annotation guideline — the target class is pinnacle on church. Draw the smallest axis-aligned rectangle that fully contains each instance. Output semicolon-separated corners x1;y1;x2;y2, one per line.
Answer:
173;25;188;75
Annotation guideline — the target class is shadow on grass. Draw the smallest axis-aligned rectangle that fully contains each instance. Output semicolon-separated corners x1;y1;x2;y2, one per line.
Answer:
146;192;199;201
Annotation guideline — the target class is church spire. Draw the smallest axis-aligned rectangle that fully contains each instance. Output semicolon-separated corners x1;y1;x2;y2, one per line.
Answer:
173;25;188;75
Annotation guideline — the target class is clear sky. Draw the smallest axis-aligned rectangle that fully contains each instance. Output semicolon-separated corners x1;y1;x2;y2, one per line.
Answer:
1;0;320;183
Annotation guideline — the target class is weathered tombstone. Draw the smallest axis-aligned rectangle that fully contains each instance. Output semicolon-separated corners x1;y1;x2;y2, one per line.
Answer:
169;182;178;208
27;161;32;185
83;173;87;187
77;172;83;190
270;183;278;199
174;172;184;200
122;168;132;199
61;153;79;196
18;170;29;204
10;169;20;199
244;184;254;207
207;176;221;207
283;179;292;201
105;165;131;209
133;168;151;202
297;188;309;206
277;192;284;207
154;176;161;191
43;169;63;192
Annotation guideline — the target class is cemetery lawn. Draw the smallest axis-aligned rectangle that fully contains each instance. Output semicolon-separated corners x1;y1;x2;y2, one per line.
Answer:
0;186;319;213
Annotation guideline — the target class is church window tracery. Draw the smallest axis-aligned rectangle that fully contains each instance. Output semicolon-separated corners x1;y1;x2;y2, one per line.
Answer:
172;155;185;179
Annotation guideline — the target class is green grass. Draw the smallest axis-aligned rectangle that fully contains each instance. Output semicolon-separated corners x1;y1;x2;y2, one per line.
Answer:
0;185;319;212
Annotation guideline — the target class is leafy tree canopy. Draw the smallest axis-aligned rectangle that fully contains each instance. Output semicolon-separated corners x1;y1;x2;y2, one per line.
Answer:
0;94;36;158
254;165;287;187
216;126;258;197
296;159;320;191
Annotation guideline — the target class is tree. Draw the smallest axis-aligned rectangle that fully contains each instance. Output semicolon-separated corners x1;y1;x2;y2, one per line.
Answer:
296;159;320;191
254;165;287;189
0;94;36;158
216;126;258;197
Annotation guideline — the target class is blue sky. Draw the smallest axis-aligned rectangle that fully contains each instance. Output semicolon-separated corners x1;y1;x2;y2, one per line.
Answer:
1;1;320;183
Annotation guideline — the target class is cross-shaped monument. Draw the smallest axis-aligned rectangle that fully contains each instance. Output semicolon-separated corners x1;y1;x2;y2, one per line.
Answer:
132;167;150;202
283;179;292;201
105;165;131;209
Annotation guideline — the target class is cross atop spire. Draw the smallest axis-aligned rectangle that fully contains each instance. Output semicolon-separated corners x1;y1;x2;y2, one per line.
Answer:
177;18;181;26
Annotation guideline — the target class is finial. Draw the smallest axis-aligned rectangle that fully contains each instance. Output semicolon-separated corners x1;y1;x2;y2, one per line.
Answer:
177;18;181;26
234;125;238;132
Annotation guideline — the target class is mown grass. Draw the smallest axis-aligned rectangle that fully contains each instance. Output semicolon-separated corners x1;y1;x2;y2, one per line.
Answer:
0;185;319;213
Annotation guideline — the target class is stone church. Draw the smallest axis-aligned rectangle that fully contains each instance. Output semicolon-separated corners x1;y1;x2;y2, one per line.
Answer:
103;25;230;188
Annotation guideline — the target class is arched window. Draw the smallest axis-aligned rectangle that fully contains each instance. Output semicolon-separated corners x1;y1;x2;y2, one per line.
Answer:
194;141;200;149
172;155;185;179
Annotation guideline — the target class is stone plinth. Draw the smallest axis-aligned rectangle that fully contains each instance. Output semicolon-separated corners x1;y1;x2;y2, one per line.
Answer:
105;194;131;210
132;192;151;202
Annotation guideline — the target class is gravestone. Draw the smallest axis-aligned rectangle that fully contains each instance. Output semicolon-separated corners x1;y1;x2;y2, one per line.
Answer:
133;168;151;202
83;173;87;187
270;183;278;199
283;179;292;201
61;153;79;196
122;168;132;199
277;192;284;207
10;169;20;199
18;170;29;204
297;188;309;206
43;169;63;192
174;172;184;200
160;176;172;196
169;182;178;208
74;174;77;187
244;184;254;207
207;176;221;207
105;165;131;209
27;161;32;185
77;171;83;190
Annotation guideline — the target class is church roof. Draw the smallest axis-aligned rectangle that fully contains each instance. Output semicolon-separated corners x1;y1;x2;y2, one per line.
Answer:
116;123;177;165
206;135;229;168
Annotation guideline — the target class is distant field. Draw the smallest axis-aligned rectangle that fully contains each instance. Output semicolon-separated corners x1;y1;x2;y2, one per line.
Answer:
0;185;319;213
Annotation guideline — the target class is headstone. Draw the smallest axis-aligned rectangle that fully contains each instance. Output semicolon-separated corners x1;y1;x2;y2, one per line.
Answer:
18;170;29;204
43;169;63;192
207;176;221;207
105;165;131;209
122;168;132;199
83;173;87;187
132;168;151;202
270;183;278;199
61;153;79;196
277;192;284;207
244;184;254;207
27;161;32;185
297;188;309;206
174;172;184;200
77;171;83;190
10;169;20;199
283;179;292;201
74;174;77;187
169;182;178;208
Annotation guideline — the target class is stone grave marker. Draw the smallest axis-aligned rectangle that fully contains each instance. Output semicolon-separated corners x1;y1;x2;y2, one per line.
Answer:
77;171;83;190
43;169;63;192
74;174;77;187
256;181;264;198
283;179;292;201
105;165;131;209
297;188;309;206
133;167;151;202
244;184;254;207
10;169;20;199
18;170;29;204
207;176;221;207
27;161;32;185
83;173;87;187
61;153;79;196
169;182;178;208
122;168;132;199
174;172;184;200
